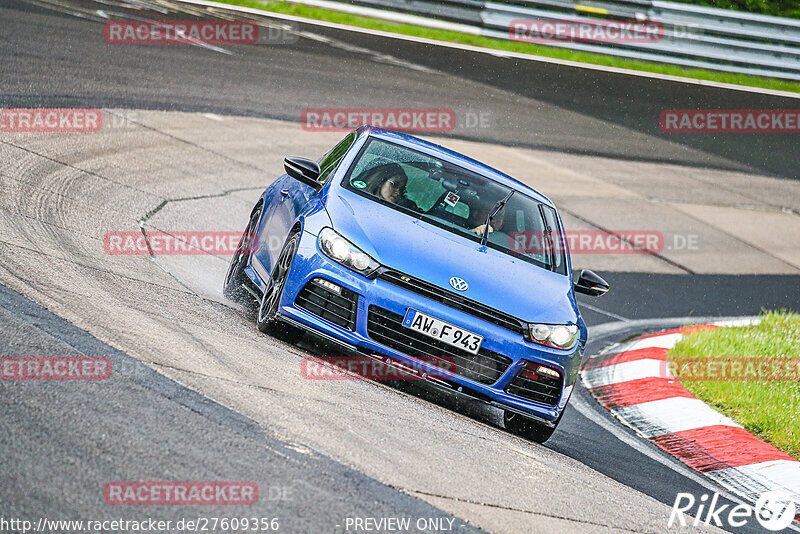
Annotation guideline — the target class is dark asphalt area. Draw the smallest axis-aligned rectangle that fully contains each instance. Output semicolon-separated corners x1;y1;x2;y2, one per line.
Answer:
1;0;799;180
576;273;800;325
0;283;482;533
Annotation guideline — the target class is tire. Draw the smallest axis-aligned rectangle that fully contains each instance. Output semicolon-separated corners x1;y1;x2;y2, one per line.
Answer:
256;231;304;343
223;205;261;306
504;410;558;444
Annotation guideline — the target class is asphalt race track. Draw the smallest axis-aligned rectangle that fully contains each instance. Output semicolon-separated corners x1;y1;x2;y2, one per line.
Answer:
4;0;800;179
1;0;799;532
0;282;481;533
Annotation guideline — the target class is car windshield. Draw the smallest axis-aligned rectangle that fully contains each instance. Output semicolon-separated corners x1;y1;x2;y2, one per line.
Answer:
342;137;567;274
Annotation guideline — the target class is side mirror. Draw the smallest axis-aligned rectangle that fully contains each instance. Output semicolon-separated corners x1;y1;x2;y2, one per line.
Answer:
574;269;610;297
284;157;322;192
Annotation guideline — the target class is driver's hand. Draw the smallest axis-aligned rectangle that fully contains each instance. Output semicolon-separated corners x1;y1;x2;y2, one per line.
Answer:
470;224;494;235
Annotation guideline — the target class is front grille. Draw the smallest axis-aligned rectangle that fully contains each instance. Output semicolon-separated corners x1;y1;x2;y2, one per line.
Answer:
295;279;357;330
505;364;562;407
366;306;512;385
377;270;526;336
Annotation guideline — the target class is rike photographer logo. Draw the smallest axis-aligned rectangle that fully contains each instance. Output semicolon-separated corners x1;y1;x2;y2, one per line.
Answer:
669;491;796;531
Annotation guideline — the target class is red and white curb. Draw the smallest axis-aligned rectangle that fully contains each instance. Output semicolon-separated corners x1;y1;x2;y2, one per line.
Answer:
581;319;800;523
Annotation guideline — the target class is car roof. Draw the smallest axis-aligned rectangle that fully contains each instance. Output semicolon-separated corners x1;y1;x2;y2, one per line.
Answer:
357;126;555;207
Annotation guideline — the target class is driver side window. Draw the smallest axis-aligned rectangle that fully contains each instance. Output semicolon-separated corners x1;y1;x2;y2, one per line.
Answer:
403;164;443;212
317;133;356;184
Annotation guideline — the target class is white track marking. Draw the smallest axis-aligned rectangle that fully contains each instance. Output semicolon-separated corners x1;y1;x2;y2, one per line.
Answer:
717;460;800;500
707;460;800;511
614;397;742;438
712;318;762;327
582;359;672;387
614;332;685;353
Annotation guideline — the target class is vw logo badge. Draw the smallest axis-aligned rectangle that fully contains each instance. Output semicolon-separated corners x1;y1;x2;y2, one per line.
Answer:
449;277;468;292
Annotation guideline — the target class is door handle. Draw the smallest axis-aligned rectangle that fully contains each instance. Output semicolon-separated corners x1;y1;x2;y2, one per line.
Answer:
279;189;290;200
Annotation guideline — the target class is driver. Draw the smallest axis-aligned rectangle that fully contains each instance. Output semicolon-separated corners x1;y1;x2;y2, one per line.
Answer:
467;198;505;236
363;164;420;210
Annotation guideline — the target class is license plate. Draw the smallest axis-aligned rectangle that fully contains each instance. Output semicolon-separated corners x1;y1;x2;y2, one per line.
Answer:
402;309;483;355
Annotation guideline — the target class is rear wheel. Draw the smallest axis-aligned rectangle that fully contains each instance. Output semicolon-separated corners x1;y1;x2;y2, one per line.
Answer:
504;411;558;444
223;205;261;306
256;231;304;343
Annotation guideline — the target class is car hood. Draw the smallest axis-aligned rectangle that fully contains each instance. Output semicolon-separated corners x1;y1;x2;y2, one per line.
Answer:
324;189;577;324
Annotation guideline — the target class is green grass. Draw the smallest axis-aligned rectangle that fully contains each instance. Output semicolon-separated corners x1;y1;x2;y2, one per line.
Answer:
218;0;800;93
668;311;800;459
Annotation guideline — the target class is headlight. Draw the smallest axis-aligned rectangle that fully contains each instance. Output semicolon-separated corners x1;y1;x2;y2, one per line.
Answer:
318;227;380;276
527;323;579;350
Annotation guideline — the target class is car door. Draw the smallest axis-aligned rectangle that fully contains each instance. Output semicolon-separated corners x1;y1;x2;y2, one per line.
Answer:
253;133;357;280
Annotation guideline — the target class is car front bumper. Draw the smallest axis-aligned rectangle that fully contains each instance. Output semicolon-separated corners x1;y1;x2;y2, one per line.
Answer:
267;230;583;424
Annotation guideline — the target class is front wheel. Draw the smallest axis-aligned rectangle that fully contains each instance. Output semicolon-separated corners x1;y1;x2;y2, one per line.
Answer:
256;231;303;343
504;411;558;443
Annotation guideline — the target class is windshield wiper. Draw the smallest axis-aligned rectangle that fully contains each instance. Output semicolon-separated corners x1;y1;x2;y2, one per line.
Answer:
481;190;514;246
539;205;557;272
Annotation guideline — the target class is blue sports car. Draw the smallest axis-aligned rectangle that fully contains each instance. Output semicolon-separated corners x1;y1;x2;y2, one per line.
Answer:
224;126;609;442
